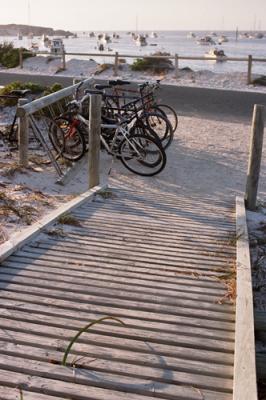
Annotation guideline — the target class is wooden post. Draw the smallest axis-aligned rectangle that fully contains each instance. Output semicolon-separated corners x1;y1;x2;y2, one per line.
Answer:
245;104;265;210
19;48;23;69
247;55;253;85
18;99;29;167
175;54;179;80
88;94;101;189
114;51;119;76
62;48;66;70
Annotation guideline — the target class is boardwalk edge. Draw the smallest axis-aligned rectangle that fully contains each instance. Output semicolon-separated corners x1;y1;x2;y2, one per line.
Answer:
233;196;258;400
0;183;107;264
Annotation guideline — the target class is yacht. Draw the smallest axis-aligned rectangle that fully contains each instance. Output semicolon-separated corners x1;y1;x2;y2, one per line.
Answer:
197;36;216;45
204;48;227;62
187;32;196;39
135;34;147;46
218;35;229;44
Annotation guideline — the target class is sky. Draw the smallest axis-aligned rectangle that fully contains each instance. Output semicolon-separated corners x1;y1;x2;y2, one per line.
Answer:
0;0;265;31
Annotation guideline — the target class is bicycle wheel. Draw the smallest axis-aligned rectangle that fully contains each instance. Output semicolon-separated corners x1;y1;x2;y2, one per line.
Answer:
118;133;166;176
140;112;174;149
154;104;178;132
49;118;86;161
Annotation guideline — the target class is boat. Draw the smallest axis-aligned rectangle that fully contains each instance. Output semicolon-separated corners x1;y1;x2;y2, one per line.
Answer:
97;43;105;51
150;32;158;38
89;32;95;38
218;35;229;44
187;32;196;39
135;34;147;46
102;33;111;44
196;36;216;45
204;48;227;62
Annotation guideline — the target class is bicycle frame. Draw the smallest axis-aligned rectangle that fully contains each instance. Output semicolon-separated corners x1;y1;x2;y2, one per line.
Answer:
74;113;146;160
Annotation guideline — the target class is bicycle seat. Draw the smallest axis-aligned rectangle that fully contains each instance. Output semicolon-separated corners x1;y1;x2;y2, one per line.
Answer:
10;89;31;97
109;80;131;86
94;84;111;90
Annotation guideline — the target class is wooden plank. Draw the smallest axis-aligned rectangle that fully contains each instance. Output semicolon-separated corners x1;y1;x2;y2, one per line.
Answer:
0;368;232;400
0;261;227;299
0;352;233;394
4;256;228;291
233;197;257;400
24;244;233;273
0;386;63;400
30;237;233;268
0;184;107;263
0;298;234;340
0;339;233;380
0;188;237;398
75;205;234;230
16;78;94;117
0;291;235;333
0;320;233;365
0;282;235;324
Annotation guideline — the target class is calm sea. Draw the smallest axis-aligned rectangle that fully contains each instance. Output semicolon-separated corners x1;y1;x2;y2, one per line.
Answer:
3;30;266;75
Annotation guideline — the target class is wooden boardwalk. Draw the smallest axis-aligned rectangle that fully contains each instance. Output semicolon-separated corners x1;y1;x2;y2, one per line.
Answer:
0;188;236;400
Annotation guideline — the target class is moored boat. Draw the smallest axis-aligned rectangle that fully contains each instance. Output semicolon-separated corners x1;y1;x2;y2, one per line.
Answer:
204;48;227;62
135;34;147;46
197;36;216;45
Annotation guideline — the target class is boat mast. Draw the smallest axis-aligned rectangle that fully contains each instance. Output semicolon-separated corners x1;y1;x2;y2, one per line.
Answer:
235;26;238;41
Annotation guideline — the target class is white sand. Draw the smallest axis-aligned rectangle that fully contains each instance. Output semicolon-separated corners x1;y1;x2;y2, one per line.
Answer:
2;56;266;93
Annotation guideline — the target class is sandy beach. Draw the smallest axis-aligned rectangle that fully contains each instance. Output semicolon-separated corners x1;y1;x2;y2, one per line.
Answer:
2;55;266;93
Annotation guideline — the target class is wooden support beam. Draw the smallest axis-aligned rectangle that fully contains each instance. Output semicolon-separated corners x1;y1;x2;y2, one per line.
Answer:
88;94;101;189
247;55;253;85
19;47;23;69
18;98;29;167
114;52;119;76
245;104;265;211
175;54;179;80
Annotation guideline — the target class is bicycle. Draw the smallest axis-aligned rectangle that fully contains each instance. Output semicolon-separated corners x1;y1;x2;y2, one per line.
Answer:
94;81;175;149
49;89;167;176
106;79;178;133
0;89;31;148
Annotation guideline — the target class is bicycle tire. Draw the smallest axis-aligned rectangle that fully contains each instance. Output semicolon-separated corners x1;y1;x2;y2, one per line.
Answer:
140;111;174;149
154;104;178;132
49;118;86;161
118;133;166;176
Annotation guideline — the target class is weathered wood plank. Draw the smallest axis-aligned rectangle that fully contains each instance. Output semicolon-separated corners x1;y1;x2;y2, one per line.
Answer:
0;188;236;398
0;368;232;400
233;197;257;400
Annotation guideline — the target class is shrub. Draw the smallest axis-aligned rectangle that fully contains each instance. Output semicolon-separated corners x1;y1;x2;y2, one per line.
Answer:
43;83;63;96
0;42;34;69
131;52;174;74
0;81;60;106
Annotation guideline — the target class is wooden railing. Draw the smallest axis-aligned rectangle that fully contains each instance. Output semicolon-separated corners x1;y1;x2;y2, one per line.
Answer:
16;77;103;189
19;48;266;85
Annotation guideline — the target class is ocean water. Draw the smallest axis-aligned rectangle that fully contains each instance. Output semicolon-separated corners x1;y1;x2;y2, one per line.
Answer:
3;30;266;75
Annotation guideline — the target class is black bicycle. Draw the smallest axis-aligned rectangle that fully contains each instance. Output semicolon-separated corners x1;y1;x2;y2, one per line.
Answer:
0;89;31;147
